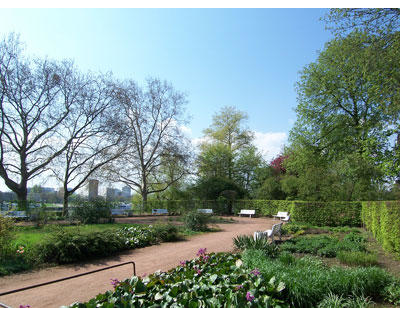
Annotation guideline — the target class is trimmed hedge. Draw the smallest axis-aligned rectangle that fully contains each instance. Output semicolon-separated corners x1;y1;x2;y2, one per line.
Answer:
232;200;294;217
362;201;400;255
291;201;362;227
143;199;362;226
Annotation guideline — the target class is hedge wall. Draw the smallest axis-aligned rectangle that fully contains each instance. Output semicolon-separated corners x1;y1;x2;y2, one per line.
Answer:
361;201;400;255
141;199;361;227
291;201;362;227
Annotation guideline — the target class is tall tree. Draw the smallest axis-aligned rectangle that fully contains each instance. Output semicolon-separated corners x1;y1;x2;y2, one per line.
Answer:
0;34;78;210
107;78;191;209
49;74;125;215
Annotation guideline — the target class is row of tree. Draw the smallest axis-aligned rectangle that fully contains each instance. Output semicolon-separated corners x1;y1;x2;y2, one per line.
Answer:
148;9;400;203
0;34;191;214
2;9;400;212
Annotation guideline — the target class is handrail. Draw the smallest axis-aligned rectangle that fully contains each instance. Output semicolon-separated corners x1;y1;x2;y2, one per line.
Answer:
0;261;136;304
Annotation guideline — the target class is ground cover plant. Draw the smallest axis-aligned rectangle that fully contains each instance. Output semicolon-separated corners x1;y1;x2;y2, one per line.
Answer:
242;249;394;307
70;250;288;308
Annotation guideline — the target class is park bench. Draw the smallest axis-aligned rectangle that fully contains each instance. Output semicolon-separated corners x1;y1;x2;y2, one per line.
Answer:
198;209;213;214
152;209;168;215
111;209;128;216
239;209;255;218
273;211;289;220
253;222;283;243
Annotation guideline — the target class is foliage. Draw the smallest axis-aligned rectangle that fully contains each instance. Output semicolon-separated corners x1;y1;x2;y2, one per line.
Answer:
291;201;361;227
317;293;373;308
35;227;127;264
280;234;366;258
233;235;280;258
184;210;210;231
70;251;288;308
337;251;379;267
243;249;393;307
71;198;113;224
362;201;400;255
193;176;245;203
233;199;294;217
383;282;400;306
0;215;15;258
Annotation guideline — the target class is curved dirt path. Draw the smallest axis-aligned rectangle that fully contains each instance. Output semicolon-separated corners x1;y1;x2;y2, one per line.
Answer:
0;217;277;308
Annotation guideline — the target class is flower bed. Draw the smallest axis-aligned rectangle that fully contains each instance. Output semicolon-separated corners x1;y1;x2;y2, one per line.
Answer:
70;250;288;308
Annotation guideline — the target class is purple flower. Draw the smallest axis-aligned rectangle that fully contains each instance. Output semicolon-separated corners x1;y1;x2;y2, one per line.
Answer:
234;285;243;291
180;260;187;266
110;278;120;288
194;267;202;275
202;255;210;262
196;248;207;257
246;292;255;302
142;273;147;278
19;305;31;308
250;268;261;276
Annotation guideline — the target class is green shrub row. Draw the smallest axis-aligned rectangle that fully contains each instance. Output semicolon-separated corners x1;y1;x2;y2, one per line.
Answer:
361;201;400;255
232;200;294;216
291;201;361;227
35;224;180;265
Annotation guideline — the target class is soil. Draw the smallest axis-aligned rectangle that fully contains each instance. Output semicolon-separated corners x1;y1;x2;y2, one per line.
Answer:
0;216;279;308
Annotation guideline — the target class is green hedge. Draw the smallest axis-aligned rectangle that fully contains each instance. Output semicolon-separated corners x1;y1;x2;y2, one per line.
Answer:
361;201;400;255
232;200;294;216
142;199;362;226
291;201;362;227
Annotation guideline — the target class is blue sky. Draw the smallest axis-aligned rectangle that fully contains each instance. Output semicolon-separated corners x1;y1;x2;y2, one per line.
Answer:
0;8;334;190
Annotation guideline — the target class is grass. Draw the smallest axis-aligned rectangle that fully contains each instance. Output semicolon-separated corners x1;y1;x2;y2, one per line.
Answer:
337;251;379;267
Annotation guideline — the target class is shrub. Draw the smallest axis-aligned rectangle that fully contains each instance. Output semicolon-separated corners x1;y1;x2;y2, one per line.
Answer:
35;227;126;264
71;198;112;224
184;210;209;231
0;216;15;258
152;223;180;242
362;201;400;256
233;235;280;258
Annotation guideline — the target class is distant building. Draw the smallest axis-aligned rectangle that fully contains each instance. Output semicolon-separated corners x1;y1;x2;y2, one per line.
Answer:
88;179;99;200
122;186;131;198
106;187;116;201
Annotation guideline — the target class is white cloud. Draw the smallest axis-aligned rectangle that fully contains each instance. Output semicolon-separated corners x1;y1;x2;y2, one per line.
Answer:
253;131;287;162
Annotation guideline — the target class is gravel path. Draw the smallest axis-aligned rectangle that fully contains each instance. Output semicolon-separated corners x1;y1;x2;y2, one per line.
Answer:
0;216;277;308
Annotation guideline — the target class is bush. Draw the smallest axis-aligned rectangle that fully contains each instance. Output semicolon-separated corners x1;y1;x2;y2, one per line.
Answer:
35;227;126;264
0;216;15;258
184;210;209;231
71;198;113;224
362;201;400;256
383;282;400;306
152;223;180;242
233;235;280;258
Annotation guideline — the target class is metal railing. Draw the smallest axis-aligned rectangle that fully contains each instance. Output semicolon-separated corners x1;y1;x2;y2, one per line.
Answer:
0;261;136;308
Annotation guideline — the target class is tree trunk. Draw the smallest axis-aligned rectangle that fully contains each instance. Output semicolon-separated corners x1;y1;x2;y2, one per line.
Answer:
142;190;148;214
16;187;28;212
63;192;69;217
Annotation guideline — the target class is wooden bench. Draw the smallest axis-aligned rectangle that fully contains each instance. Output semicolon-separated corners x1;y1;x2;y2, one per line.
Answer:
151;209;168;215
239;209;255;218
253;222;283;243
198;209;213;214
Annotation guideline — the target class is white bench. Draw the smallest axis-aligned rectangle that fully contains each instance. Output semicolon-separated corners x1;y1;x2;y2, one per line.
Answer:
273;211;289;220
198;209;213;214
152;209;168;215
239;209;255;218
253;222;283;243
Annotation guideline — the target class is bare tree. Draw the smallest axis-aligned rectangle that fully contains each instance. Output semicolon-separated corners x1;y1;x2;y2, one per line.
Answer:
107;78;191;210
0;34;79;210
49;75;126;215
